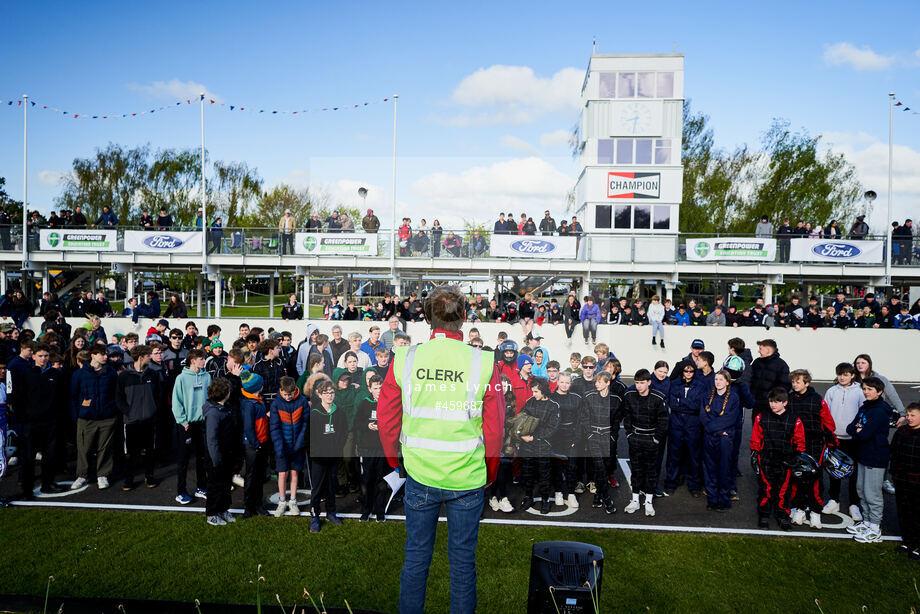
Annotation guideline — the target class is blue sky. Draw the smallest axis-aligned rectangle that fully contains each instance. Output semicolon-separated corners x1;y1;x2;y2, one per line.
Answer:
1;0;918;230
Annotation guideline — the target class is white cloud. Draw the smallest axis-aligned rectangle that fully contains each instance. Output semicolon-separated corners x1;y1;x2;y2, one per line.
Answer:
499;135;539;155
540;129;572;148
821;131;920;231
127;79;222;103
823;42;895;71
410;157;573;225
445;65;583;125
37;170;66;186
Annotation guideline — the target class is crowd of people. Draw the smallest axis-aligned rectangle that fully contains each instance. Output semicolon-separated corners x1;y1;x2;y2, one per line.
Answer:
755;215;916;264
0;289;918;557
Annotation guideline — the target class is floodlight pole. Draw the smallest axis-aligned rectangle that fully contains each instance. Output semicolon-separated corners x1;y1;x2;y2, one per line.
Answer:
390;95;398;290
886;92;893;286
201;92;207;275
22;94;28;265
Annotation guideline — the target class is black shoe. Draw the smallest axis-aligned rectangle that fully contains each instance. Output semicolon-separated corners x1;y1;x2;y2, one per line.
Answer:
242;510;256;520
652;338;657;345
18;489;35;501
660;340;665;349
779;518;792;531
122;482;135;492
257;507;271;517
359;512;370;522
757;516;769;529
664;487;676;496
145;478;160;489
716;505;729;513
654;488;666;498
689;490;702;498
40;483;66;494
592;494;603;508
520;496;535;510
540;500;552;515
603;498;616;514
706;504;718;512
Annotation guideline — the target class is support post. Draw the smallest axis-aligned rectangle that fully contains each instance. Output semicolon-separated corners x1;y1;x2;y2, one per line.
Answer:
664;282;675;302
196;276;203;317
0;269;6;296
89;272;96;294
763;282;773;306
126;268;135;301
215;269;222;318
269;272;275;318
41;269;50;294
579;277;590;300
303;272;310;318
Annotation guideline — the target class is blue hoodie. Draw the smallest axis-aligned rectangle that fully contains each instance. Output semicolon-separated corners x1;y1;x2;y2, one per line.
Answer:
846;397;892;468
531;348;551;378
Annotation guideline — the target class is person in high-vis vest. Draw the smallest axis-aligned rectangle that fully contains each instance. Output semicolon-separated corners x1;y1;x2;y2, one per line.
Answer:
378;285;504;614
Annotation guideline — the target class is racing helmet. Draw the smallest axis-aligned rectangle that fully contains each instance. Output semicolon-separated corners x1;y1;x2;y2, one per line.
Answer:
821;447;854;480
787;451;820;479
499;340;519;353
724;355;745;379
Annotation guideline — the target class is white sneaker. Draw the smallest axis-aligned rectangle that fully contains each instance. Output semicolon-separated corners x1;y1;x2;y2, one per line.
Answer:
285;500;300;517
821;499;839;514
567;494;579;508
854;526;882;543
625;499;641;514
35;451;42;461
273;501;287;518
554;492;564;506
489;496;500;512
221;511;236;523
232;475;245;488
791;509;806;525
849;505;863;522
883;479;895;495
644;502;656;517
7;456;18;467
846;520;868;535
70;477;88;490
809;512;822;529
97;476;109;490
498;497;514;513
587;481;597;494
206;515;226;526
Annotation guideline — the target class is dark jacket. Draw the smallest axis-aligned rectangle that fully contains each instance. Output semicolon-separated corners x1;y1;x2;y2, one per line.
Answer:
71;362;119;420
846;398;892;468
749;351;791;414
23;365;67;424
116;365;159;423
308;403;348;458
699;387;741;436
355;395;384;453
281;301;304;320
622;389;669;442
518;396;560;457
240;391;270;449
890;425;920;484
203;399;234;467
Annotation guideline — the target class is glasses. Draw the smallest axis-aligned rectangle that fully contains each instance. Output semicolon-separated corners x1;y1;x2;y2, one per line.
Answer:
583;365;596;370
683;368;696;372
320;390;335;396
170;335;182;339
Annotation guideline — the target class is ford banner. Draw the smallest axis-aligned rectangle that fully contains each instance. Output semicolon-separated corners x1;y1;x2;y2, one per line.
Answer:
124;230;203;253
789;239;884;264
489;234;578;259
40;229;117;251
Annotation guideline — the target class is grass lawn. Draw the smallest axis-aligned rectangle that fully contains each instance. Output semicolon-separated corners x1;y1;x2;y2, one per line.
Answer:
107;298;325;320
2;508;919;613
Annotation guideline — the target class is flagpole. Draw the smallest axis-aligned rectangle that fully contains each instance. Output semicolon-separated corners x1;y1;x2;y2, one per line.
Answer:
886;92;893;286
390;94;398;289
22;94;28;265
201;92;207;274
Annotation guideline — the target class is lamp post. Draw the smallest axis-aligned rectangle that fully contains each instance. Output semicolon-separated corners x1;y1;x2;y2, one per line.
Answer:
886;92;894;286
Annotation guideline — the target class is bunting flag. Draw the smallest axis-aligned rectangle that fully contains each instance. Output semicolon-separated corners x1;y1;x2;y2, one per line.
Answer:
893;97;919;115
0;95;393;119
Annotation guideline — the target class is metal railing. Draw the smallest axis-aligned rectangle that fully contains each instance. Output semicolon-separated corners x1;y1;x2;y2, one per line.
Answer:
4;225;919;267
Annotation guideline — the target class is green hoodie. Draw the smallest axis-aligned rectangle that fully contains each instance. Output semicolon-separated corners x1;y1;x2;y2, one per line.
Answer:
171;367;212;425
331;366;363;430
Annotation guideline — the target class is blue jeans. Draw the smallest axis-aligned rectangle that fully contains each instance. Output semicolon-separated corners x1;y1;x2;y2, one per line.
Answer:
399;475;484;614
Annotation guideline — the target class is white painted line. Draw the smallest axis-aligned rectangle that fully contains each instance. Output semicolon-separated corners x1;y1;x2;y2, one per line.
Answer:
7;500;900;541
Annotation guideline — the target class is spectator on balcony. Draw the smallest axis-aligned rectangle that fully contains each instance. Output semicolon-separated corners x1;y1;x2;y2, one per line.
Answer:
469;231;487;256
824;219;842;239
876;305;894;328
340;213;355;233
123;297;143;323
157;208;173;229
857;293;881;317
398;218;412;257
164;294;188;319
413;220;429;256
539;211;557;235
195;208;204;229
431;220;443;257
139;211;154;229
92;206;118;228
90;291;114;318
305;213;322;232
776;217;794;262
70;206;88;228
521;216;537;235
706;305;726;327
145;291;161;319
848;215;869;240
0;208;11;250
557;220;569;236
517;213;528;235
207;216;223;254
893;219;914;265
755;215;773;238
443;231;462;257
570;217;584;236
279;210;296;255
503;212;517;234
343;301;360;321
494;213;509;235
47;211;63;228
793;220;808;237
325;210;342;232
361;209;380;233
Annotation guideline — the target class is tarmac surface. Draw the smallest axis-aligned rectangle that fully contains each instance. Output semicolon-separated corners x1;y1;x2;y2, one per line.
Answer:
3;382;916;540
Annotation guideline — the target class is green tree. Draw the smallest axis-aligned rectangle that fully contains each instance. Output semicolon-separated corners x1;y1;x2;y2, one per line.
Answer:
0;176;24;222
213;161;262;226
145;148;206;227
56;143;149;225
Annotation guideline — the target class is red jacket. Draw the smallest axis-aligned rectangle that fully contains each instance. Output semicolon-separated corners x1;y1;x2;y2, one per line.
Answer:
377;329;504;484
494;360;530;413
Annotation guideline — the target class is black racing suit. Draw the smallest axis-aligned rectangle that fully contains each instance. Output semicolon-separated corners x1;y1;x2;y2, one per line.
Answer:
551;390;582;497
622;389;669;496
579;390;622;501
520;397;560;501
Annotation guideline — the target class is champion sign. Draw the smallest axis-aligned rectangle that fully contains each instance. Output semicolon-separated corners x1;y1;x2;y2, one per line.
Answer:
143;234;184;249
811;242;862;259
510;239;556;255
607;172;661;199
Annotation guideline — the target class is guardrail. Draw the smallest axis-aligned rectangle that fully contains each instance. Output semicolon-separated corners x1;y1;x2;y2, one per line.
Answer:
3;226;918;267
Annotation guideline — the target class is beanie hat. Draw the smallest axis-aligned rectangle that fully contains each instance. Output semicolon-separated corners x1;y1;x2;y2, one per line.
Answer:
210;338;224;349
240;369;263;394
517;355;534;370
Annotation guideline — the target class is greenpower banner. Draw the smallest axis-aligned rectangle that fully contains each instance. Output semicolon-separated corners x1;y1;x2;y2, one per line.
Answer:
40;229;117;251
686;237;776;261
294;232;378;255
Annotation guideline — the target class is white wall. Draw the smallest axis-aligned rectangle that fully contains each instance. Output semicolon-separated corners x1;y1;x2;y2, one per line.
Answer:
45;317;920;384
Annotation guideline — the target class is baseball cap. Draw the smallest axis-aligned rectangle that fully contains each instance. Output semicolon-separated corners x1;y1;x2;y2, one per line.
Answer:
158;319;170;328
691;339;705;349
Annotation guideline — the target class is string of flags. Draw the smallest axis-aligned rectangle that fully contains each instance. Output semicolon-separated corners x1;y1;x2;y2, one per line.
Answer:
894;96;919;115
0;94;393;119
